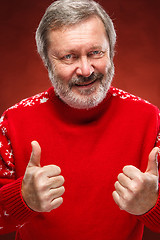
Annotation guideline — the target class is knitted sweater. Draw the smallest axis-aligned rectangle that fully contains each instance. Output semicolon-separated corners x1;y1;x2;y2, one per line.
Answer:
0;86;160;240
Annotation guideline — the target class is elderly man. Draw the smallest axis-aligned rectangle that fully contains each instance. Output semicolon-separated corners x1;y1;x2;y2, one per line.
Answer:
0;0;160;239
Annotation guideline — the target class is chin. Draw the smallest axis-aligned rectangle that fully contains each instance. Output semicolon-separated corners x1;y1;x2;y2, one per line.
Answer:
60;83;110;110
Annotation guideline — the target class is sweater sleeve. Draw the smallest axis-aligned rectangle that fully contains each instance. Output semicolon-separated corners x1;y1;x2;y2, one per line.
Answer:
0;113;37;234
137;111;160;232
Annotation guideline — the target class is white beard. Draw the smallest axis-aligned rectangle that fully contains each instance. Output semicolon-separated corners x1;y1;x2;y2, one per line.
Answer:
49;63;114;109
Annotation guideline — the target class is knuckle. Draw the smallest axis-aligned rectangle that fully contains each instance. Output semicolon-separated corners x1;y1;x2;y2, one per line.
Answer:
130;175;146;193
138;173;147;183
122;165;129;173
58;186;65;195
33;168;44;180
55;186;65;197
122;192;130;202
43;192;51;202
37;180;47;192
130;182;139;193
117;173;124;182
54;175;65;185
53;165;61;175
52;197;63;210
61;186;65;194
38;194;47;206
138;175;145;184
117;173;123;181
114;181;119;190
59;175;65;184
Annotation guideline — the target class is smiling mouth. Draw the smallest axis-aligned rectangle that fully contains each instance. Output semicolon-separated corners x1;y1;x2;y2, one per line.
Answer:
75;79;97;87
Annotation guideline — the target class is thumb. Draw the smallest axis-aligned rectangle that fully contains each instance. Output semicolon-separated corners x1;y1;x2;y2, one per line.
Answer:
145;147;159;176
28;141;41;167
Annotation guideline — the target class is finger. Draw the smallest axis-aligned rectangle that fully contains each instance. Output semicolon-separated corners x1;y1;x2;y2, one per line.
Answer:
49;175;65;189
50;197;63;210
42;165;61;177
28;141;41;167
50;186;65;200
115;181;127;197
118;173;132;189
146;147;159;176
112;191;122;209
123;165;142;180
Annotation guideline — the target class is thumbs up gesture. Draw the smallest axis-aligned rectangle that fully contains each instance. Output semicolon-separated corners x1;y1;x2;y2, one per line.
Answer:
112;147;159;215
21;141;65;212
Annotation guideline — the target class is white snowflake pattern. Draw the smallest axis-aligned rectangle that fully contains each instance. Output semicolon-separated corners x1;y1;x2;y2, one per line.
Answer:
9;103;19;110
144;100;150;104
5;150;13;159
1;127;7;136
0;165;2;171
0;142;3;148
9;170;15;176
3;169;14;177
16;223;25;229
8;91;49;110
0;226;3;230
7;140;11;145
3;171;8;176
40;97;49;104
3;210;9;217
111;87;150;104
0;116;4;125
6;161;13;167
23;100;35;107
119;95;128;100
157;132;160;143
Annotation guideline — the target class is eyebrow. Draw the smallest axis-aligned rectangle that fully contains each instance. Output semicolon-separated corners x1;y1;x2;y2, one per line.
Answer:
50;44;108;58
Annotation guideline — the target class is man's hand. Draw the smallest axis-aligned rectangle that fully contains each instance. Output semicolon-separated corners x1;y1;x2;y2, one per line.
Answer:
21;141;65;212
112;147;159;215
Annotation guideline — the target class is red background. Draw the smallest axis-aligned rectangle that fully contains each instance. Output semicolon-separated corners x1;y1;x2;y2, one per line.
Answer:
0;0;159;239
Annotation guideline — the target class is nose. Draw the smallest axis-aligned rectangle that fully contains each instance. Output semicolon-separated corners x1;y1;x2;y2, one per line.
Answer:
76;56;94;77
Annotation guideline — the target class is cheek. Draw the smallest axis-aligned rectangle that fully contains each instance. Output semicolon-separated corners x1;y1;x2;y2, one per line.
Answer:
54;63;76;82
94;60;109;75
93;53;111;73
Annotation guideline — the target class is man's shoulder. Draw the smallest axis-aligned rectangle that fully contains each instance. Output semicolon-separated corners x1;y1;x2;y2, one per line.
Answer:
110;87;157;107
110;87;150;104
0;88;54;125
6;89;51;114
109;86;159;117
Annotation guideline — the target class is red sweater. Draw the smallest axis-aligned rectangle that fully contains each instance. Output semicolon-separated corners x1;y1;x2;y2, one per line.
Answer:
0;86;160;240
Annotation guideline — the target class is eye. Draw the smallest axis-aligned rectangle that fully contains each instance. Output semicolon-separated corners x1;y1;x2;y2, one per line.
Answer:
61;54;78;64
92;51;101;55
64;54;72;59
88;50;105;58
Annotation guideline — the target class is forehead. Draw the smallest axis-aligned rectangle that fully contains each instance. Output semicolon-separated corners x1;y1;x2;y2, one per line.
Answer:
48;16;109;52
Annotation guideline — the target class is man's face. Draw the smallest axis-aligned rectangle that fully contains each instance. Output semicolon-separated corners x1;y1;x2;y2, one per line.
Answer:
47;16;114;109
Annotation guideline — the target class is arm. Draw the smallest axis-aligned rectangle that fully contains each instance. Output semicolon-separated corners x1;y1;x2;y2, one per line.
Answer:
0;114;65;234
113;132;160;232
0;113;34;234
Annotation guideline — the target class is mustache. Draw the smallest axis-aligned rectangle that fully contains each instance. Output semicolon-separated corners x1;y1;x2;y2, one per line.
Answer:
69;72;104;87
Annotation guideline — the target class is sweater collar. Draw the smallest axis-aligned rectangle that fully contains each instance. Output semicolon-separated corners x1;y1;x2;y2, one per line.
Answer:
48;87;112;125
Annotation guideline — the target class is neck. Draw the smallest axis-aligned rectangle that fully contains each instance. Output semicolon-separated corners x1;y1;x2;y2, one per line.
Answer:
48;87;112;125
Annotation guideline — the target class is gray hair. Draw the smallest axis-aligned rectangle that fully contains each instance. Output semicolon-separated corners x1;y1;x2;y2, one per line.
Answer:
35;0;116;70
